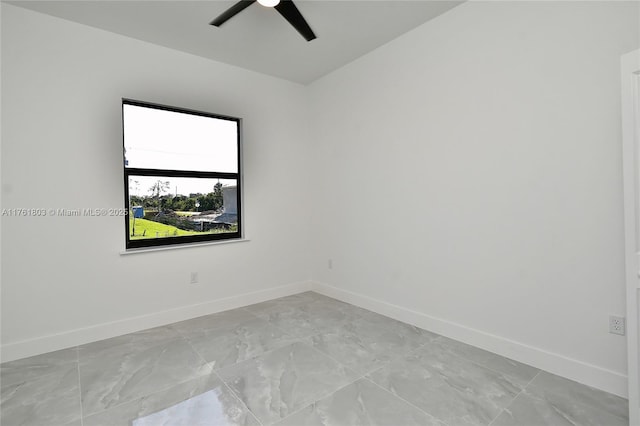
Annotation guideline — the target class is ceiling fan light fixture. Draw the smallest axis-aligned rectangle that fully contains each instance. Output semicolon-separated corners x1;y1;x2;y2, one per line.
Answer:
257;0;280;7
210;0;316;41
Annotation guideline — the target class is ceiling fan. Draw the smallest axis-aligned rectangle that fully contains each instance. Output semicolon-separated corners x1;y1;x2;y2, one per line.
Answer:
210;0;317;42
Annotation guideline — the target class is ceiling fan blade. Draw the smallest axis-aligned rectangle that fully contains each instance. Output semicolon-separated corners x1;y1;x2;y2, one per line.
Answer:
210;0;256;27
274;0;316;41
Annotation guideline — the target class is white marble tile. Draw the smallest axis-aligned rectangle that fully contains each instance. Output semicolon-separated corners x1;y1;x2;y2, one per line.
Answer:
83;374;259;426
243;292;323;316
493;384;628;426
183;316;300;369
79;329;212;416
249;308;324;338
299;308;436;376
527;371;628;420
248;298;368;339
1;362;82;426
424;337;539;386
302;318;434;377
170;308;260;336
3;293;628;426
492;371;631;425
78;325;180;362
342;310;437;348
368;343;523;426
218;342;360;425
275;378;445;426
301;331;389;376
1;347;78;387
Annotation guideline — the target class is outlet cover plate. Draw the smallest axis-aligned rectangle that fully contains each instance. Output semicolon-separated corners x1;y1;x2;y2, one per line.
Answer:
609;315;626;336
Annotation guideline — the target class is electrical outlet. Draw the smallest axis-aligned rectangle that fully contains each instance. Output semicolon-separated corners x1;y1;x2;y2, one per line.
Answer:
609;315;625;336
328;259;333;269
190;272;199;284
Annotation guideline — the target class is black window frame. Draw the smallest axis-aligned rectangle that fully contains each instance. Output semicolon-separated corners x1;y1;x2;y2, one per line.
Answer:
122;99;242;250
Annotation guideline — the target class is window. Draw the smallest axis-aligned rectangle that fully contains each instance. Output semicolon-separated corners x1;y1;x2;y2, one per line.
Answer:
122;99;241;249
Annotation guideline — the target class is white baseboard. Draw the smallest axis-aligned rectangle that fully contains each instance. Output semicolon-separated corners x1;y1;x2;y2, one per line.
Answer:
3;279;627;399
1;280;313;363
310;281;628;399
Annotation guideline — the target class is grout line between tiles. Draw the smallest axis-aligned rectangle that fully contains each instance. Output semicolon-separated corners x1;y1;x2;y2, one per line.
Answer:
212;369;264;426
429;336;541;387
486;391;521;426
518;371;630;424
276;336;444;425
259;300;442;424
73;296;631;426
273;368;370;426
358;335;534;426
262;299;415;415
169;309;264;340
79;362;225;420
75;346;85;426
175;322;285;425
247;303;317;343
169;309;305;371
242;304;328;343
487;369;541;426
363;375;451;426
178;330;212;368
523;369;542;390
78;336;215;418
206;313;365;425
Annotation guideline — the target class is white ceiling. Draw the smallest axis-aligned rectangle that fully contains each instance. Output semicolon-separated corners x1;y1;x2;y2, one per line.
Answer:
6;0;463;84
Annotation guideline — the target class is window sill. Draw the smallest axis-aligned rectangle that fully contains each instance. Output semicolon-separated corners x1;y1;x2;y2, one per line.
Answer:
119;238;250;255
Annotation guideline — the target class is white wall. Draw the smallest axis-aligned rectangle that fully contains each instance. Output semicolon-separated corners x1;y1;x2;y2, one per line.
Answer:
308;1;639;396
2;0;639;399
0;4;312;360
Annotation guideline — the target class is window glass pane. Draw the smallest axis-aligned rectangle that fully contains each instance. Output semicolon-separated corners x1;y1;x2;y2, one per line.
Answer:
128;176;238;240
123;104;238;173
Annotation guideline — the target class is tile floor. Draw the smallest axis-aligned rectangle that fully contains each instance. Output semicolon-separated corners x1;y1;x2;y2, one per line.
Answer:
0;292;629;426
